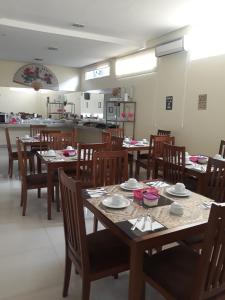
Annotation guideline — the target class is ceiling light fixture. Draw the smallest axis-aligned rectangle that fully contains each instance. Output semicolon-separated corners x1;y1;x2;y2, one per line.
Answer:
47;46;58;51
72;23;85;28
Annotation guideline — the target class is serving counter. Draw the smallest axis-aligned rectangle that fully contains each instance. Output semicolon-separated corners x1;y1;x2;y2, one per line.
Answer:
0;123;102;146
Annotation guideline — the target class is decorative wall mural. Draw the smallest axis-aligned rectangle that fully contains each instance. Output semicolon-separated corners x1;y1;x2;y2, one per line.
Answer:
13;64;59;91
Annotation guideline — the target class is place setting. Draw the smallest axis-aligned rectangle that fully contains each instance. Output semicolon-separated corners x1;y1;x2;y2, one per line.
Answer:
165;182;191;197
120;178;145;190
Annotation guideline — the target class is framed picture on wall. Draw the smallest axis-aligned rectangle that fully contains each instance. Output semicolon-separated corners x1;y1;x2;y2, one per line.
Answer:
166;96;173;110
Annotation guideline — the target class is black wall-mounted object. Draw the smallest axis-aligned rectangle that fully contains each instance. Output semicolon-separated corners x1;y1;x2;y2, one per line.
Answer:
84;92;90;100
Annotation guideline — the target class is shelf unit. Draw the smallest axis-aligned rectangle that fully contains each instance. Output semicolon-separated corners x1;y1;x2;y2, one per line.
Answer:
47;102;75;119
105;100;136;138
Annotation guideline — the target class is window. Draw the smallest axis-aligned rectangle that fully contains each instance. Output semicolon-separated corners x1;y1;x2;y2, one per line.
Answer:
115;50;157;77
85;64;110;80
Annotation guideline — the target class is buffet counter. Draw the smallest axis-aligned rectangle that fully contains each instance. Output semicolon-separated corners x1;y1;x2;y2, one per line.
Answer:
0;122;102;146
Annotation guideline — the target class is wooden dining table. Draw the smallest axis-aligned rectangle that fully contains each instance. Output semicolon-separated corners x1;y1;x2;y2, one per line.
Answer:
37;150;77;219
84;183;211;300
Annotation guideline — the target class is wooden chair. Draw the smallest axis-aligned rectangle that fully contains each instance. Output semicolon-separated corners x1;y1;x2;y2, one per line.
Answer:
49;130;77;150
76;143;107;188
92;149;128;231
5;127;34;178
93;150;128;187
157;129;171;136
183;157;225;250
39;129;61;151
107;127;124;138
30;124;47;137
17;139;59;216
143;203;225;300
203;157;225;202
219;139;225;158
135;135;175;179
102;131;112;149
162;144;185;184
59;168;129;300
5;127;19;178
111;136;124;151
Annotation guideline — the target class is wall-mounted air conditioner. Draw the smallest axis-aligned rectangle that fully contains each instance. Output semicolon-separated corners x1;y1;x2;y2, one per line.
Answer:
155;38;184;57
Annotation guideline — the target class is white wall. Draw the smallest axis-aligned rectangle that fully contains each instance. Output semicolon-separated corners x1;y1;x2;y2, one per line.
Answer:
80;35;225;156
0;87;40;114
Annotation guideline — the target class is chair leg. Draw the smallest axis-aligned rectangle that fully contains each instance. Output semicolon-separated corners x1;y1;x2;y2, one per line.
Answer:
22;189;28;216
9;158;13;178
20;185;24;206
63;255;72;297
129;161;133;178
37;188;41;198
82;278;91;300
135;163;140;180
93;216;98;232
55;184;60;212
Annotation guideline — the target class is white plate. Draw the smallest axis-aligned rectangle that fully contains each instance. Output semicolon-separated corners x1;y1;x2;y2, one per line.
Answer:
120;182;144;190
102;197;130;209
166;186;191;197
42;153;56;157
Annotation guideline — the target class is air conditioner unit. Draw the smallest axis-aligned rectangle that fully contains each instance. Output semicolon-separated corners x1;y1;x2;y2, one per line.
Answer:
155;38;184;57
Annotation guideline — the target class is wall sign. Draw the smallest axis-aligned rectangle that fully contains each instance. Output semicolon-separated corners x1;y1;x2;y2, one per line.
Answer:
166;96;173;110
13;63;59;91
198;94;207;110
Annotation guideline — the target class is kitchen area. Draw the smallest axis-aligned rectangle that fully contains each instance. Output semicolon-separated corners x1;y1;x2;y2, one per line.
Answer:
0;83;135;146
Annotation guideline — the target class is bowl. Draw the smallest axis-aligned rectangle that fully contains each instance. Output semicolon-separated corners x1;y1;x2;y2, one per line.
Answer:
197;156;208;164
143;193;159;207
63;149;76;157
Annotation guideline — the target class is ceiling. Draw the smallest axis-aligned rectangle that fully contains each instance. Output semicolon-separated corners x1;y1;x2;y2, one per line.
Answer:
0;0;203;68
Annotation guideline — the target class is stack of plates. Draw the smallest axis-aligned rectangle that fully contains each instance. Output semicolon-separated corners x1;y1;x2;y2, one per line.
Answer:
120;182;144;190
102;197;130;209
166;186;191;197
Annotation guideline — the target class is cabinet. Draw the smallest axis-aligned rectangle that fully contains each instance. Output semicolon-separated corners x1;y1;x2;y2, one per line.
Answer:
105;100;136;138
47;102;75;119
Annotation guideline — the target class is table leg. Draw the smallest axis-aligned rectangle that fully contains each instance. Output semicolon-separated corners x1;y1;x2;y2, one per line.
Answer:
47;166;53;220
196;174;204;194
129;243;144;300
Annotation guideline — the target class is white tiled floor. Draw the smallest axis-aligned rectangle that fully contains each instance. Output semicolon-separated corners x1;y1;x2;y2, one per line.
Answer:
0;147;164;300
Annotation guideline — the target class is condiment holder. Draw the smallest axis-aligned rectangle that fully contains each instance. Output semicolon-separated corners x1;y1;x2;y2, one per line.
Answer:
170;202;184;216
143;193;159;207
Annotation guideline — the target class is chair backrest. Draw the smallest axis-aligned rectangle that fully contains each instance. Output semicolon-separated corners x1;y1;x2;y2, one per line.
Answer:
59;168;89;275
93;150;128;187
39;129;61;150
157;129;171;136
192;203;225;299
5;127;13;156
107;128;124;138
204;157;225;202
219;140;225;158
49;131;77;150
162;143;185;183
151;135;175;158
111;136;124;151
76;143;107;188
30;125;47;137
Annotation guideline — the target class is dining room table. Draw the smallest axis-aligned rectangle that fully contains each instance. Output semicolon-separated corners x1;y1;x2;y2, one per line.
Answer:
153;156;208;194
122;140;150;153
36;150;77;219
83;181;211;300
